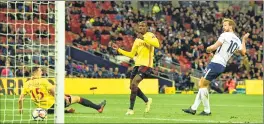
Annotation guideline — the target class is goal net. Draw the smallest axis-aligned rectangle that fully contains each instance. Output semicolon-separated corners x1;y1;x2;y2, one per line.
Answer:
0;1;64;123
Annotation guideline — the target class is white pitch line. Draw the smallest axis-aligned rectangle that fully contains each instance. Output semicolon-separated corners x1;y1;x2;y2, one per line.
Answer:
66;115;248;123
1;114;258;123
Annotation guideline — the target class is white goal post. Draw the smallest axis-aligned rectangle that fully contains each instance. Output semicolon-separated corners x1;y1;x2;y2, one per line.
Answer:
55;1;65;123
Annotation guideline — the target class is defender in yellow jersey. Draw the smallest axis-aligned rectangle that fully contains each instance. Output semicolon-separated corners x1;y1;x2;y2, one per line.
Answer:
18;67;106;114
113;21;160;115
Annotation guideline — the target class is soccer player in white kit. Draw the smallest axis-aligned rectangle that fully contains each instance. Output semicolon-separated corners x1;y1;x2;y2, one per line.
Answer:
182;18;250;115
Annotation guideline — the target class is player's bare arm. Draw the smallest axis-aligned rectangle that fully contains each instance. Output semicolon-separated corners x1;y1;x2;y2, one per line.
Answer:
18;94;25;114
113;42;138;58
206;41;223;53
239;33;250;56
48;86;55;96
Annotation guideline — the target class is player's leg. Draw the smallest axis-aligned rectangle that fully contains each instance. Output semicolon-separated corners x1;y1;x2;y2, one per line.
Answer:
46;104;74;114
136;66;153;113
126;74;143;115
198;77;211;115
182;63;224;115
130;67;149;103
47;105;55;114
65;95;106;113
182;63;213;115
182;77;210;115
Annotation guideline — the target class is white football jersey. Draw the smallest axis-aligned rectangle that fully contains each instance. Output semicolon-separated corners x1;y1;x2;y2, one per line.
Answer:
211;32;242;67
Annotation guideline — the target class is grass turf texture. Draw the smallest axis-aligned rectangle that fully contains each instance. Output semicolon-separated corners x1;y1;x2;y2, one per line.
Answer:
0;94;262;123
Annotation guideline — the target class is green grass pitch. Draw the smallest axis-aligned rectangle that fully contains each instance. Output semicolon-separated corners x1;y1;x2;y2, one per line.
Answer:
0;94;262;123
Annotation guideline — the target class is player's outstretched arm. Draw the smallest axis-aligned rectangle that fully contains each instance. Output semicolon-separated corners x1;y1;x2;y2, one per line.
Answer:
206;41;223;53
18;94;25;114
239;33;249;56
143;33;160;48
112;43;138;58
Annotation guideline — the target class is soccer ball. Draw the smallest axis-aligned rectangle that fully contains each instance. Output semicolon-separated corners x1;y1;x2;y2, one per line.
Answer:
32;108;47;121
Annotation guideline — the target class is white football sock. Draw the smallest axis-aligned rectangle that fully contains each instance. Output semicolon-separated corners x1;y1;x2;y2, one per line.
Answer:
200;88;210;113
191;88;201;110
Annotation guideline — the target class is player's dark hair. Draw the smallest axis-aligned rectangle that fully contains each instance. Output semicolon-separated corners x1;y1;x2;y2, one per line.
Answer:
138;21;147;27
32;66;40;73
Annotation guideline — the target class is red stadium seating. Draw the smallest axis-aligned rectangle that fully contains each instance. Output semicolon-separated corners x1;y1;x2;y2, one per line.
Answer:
49;35;55;44
33;24;40;33
81;7;89;16
41;24;48;32
102;1;111;10
70;22;81;34
107;14;117;22
215;12;223;19
94;9;101;17
101;35;110;46
25;24;33;34
85;29;94;37
0;36;7;44
49;24;55;34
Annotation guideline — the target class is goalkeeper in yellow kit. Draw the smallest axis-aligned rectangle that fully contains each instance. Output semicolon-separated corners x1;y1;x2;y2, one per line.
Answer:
18;67;106;114
113;21;160;115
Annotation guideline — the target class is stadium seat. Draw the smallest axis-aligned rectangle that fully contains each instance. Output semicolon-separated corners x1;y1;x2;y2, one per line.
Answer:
107;14;117;22
85;1;96;8
49;24;55;34
71;14;80;22
33;24;40;33
100;35;110;46
25;24;33;34
49;35;55;44
102;1;111;10
215;12;223;19
85;29;94;37
0;13;6;22
81;7;89;16
95;9;102;18
70;22;81;34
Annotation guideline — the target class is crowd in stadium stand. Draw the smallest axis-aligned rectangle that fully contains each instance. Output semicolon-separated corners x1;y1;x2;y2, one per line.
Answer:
65;55;125;78
0;1;56;77
65;1;263;81
0;1;263;91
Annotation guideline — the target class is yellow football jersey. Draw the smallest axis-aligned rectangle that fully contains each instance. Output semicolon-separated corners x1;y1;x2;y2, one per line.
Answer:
22;78;55;109
118;32;159;68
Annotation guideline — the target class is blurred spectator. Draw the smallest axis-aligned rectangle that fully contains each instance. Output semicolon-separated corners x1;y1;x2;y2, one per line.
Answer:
108;67;114;77
101;67;109;78
1;61;14;77
82;66;93;78
182;71;194;90
224;77;236;93
113;67;121;78
65;60;72;76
